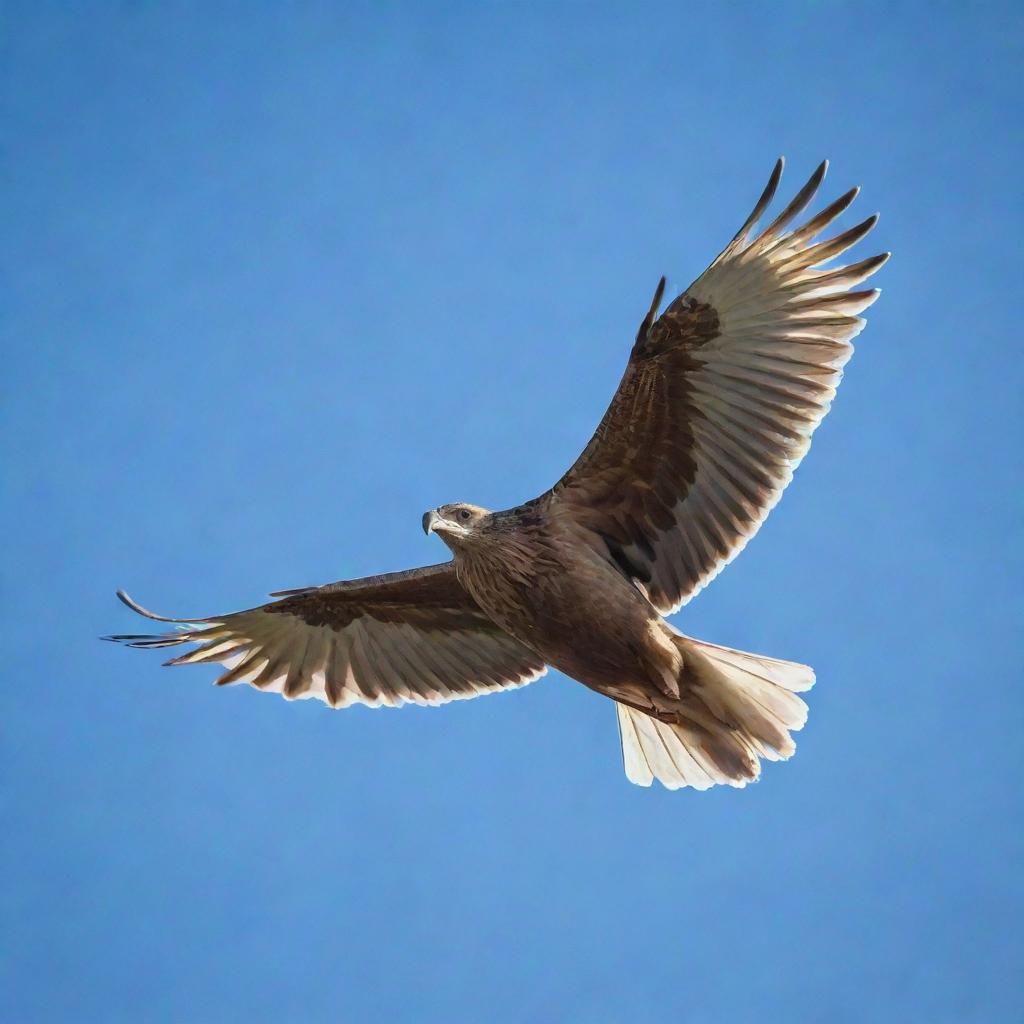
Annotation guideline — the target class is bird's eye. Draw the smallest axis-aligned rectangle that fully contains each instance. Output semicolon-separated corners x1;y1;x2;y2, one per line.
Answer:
458;509;473;522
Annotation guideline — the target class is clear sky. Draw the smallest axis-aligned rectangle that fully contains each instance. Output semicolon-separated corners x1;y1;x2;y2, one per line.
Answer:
2;3;1021;1021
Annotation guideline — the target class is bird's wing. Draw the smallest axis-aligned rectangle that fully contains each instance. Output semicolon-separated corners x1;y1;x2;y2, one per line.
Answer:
540;159;887;614
105;562;546;707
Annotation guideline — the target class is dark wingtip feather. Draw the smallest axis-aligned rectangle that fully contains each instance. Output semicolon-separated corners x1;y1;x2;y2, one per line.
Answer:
646;275;667;322
107;592;208;649
704;158;785;274
841;213;881;248
743;158;784;235
759;159;828;241
116;590;169;620
102;631;192;649
634;275;668;350
163;652;196;667
115;589;209;623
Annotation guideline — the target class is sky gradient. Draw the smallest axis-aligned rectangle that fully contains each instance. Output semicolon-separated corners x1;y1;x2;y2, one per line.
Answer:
3;3;1022;1021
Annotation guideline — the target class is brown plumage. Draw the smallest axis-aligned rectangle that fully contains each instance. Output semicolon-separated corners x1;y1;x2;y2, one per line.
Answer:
106;159;887;790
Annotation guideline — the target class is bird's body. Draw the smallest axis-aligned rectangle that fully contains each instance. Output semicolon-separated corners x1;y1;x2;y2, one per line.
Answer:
450;505;671;700
108;158;887;790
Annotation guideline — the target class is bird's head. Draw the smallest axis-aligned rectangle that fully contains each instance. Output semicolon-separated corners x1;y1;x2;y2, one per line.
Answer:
422;503;491;550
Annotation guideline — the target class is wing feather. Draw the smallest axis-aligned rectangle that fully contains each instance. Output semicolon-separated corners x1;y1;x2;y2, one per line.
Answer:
106;562;547;708
542;160;887;612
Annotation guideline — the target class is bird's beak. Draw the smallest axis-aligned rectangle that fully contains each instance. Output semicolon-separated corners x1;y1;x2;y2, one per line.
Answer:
423;509;439;535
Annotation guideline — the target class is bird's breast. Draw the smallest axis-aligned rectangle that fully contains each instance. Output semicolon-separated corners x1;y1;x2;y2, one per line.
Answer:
455;534;660;690
455;538;558;642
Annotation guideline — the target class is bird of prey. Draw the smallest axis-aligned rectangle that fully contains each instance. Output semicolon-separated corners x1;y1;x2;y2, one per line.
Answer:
107;159;886;790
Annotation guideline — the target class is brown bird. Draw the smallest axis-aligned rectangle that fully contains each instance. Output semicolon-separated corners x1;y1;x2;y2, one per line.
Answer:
107;159;886;790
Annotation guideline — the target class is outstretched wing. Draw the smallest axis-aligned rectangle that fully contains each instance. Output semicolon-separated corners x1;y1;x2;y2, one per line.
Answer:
543;159;888;613
106;562;546;708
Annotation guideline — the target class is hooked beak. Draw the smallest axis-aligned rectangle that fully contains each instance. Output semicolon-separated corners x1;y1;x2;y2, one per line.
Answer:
422;509;440;535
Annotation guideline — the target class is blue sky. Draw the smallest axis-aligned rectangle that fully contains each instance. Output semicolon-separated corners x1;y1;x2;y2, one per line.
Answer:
2;3;1021;1021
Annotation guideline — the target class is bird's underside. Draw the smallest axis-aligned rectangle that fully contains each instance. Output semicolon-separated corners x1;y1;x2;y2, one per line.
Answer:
107;158;886;791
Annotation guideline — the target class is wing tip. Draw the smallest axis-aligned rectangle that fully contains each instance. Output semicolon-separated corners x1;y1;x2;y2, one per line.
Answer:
114;589;212;624
116;589;168;621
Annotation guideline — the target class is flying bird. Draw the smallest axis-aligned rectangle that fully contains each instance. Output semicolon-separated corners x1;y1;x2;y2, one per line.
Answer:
107;159;886;790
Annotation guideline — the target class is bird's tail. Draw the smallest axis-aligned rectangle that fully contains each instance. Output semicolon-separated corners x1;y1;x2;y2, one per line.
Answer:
616;634;814;790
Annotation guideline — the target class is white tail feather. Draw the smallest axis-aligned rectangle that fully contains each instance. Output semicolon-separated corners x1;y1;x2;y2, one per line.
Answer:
617;635;814;790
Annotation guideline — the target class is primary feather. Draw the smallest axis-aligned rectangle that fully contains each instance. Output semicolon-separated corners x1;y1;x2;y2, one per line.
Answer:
544;158;887;612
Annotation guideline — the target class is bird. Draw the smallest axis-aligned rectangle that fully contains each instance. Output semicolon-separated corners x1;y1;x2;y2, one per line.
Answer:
106;158;887;790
